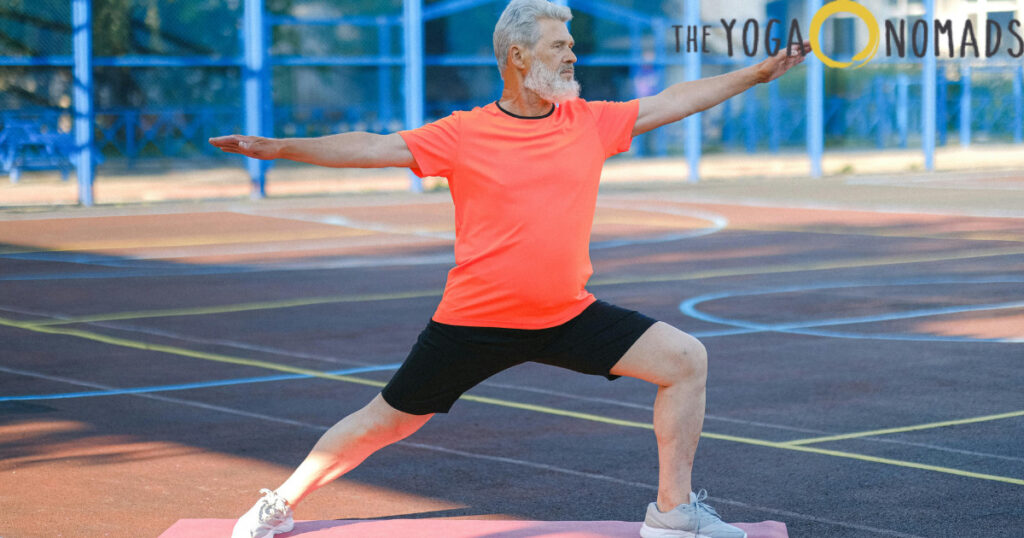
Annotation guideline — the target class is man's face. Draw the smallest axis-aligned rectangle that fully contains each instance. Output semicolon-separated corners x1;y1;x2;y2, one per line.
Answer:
523;18;580;103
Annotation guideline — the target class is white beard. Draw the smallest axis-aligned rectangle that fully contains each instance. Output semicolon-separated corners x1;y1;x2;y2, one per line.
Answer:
523;61;580;103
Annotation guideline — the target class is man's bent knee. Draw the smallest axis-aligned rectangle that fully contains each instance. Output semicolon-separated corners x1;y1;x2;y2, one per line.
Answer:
611;322;707;387
675;332;708;385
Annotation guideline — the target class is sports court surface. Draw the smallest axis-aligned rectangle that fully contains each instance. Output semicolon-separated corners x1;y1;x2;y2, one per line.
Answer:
1;172;1022;537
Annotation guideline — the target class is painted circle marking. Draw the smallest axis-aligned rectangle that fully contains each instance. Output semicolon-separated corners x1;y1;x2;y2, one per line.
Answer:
681;277;1024;343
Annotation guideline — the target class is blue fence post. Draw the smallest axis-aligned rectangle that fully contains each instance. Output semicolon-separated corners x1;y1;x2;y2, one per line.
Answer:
959;64;971;147
922;0;936;170
1014;66;1023;143
937;67;947;146
874;76;888;148
404;0;424;193
378;19;394;131
72;0;94;206
767;4;782;154
243;0;268;198
897;73;908;148
806;0;824;178
683;0;701;182
743;58;757;153
652;17;668;157
768;79;780;153
628;19;645;156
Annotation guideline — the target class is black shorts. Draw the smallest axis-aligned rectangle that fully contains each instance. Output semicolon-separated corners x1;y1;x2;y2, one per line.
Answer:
380;300;659;415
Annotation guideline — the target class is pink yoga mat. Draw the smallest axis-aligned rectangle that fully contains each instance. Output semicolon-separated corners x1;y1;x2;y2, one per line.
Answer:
161;518;788;537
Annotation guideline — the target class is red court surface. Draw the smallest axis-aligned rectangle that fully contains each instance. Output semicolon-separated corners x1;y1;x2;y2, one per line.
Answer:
160;519;787;537
2;175;1022;537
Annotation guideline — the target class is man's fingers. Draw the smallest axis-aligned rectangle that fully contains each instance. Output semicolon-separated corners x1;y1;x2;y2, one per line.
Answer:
782;41;811;57
207;134;274;159
208;135;241;146
209;135;258;154
209;135;254;146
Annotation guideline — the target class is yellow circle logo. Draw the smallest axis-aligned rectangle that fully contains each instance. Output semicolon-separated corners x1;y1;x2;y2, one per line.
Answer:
810;0;880;69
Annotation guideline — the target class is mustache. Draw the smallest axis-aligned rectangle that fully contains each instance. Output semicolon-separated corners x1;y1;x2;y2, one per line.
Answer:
523;60;581;103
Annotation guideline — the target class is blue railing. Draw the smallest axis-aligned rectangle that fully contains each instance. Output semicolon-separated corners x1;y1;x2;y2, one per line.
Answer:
3;0;1023;204
4;66;1019;170
0;114;74;182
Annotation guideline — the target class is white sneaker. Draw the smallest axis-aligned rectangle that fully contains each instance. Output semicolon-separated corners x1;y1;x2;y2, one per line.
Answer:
639;490;747;538
231;488;295;538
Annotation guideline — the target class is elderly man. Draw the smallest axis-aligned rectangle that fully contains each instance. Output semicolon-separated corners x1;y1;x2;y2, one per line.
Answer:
212;1;808;537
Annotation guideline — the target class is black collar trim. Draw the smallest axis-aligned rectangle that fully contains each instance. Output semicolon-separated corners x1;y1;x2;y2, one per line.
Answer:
495;101;555;120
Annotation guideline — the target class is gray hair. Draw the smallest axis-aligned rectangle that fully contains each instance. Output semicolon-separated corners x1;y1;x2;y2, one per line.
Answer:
493;0;572;77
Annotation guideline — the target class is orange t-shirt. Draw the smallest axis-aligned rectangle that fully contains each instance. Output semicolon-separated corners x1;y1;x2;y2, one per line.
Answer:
399;98;638;329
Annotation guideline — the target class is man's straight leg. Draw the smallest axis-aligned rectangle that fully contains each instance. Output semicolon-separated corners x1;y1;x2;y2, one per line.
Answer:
232;394;432;538
609;321;707;512
275;394;433;506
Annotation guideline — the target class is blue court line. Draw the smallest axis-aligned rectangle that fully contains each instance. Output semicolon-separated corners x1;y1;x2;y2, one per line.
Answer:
681;276;1024;344
0;363;402;402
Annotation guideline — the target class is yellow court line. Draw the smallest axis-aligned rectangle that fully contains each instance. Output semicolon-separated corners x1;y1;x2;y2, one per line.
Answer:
0;316;388;391
764;443;1024;486
27;246;1024;327
2;314;1022;487
782;410;1024;446
29;289;443;327
0;228;375;255
451;399;1024;485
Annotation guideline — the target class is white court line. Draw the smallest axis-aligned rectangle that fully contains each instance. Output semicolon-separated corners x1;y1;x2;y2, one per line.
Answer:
6;303;1020;466
0;200;726;271
478;380;1024;464
235;201;729;252
0;363;924;537
846;175;1024;192
480;381;824;435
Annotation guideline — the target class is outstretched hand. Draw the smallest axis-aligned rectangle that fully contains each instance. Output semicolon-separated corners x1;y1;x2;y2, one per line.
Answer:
208;135;281;160
757;41;812;83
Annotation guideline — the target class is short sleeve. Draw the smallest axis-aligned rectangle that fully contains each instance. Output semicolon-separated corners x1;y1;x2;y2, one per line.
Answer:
585;99;639;158
398;113;460;178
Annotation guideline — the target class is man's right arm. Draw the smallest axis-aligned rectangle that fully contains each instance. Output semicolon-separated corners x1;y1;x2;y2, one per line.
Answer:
208;132;416;169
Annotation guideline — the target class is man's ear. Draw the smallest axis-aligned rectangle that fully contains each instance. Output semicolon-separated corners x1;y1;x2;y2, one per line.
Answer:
508;44;528;71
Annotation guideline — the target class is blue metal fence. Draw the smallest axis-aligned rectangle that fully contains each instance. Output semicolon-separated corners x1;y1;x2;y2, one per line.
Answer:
2;0;1023;205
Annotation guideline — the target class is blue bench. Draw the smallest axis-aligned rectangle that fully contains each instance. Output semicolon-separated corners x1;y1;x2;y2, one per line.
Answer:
0;119;75;183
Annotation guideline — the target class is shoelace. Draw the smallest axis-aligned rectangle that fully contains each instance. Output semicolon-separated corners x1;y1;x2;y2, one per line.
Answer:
691;489;720;517
690;489;719;533
256;488;290;523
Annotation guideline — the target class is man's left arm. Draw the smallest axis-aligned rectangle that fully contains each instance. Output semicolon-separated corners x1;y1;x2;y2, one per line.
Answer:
632;42;811;136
